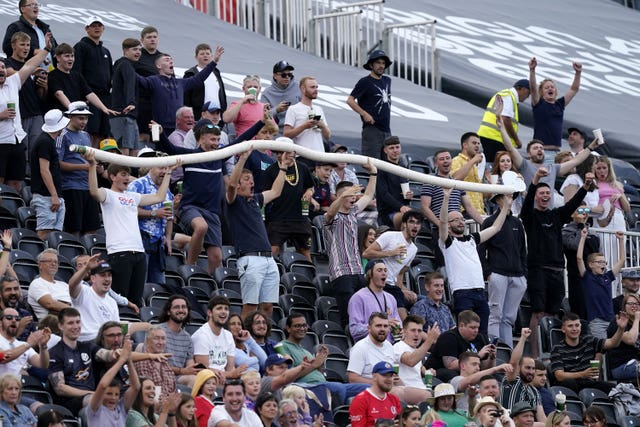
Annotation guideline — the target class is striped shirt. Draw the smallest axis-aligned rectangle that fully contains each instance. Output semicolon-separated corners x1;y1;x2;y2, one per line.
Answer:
550;335;604;375
421;176;466;223
323;206;363;280
158;322;194;369
500;376;541;411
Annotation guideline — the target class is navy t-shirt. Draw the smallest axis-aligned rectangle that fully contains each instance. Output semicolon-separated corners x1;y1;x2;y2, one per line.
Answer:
227;192;271;253
245;151;275;193
533;97;566;148
49;340;100;391
349;75;391;132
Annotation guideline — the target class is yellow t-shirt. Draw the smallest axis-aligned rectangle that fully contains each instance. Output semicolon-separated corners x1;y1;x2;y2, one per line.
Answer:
451;153;485;215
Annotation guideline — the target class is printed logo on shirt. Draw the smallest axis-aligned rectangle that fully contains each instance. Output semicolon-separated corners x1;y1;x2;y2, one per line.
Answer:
118;195;136;206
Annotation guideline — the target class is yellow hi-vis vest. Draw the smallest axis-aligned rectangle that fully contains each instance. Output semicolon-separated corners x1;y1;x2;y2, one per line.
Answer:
477;89;518;147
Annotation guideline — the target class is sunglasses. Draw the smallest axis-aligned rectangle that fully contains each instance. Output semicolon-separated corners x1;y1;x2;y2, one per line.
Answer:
3;315;20;321
279;73;294;78
577;207;591;214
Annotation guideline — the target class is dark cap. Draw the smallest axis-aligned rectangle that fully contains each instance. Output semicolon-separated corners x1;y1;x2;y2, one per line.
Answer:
331;144;348;153
514;79;530;90
273;60;294;73
315;160;338;168
372;361;395;375
364;50;392;70
568;127;586;140
264;354;293;368
622;269;640;279
91;261;112;275
364;259;385;275
202;101;222;114
510;402;534;418
383;135;401;146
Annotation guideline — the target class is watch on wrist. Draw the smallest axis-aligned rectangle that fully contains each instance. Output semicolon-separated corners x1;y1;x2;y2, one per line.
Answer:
151;209;157;217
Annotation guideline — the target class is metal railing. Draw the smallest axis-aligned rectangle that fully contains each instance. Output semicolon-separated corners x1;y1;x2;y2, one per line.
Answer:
181;0;440;90
591;227;640;296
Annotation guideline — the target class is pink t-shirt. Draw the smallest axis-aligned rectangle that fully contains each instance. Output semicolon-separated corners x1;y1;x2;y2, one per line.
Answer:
597;181;623;210
229;100;264;136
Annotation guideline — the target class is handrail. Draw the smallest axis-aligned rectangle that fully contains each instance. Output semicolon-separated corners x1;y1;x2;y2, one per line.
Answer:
69;141;516;195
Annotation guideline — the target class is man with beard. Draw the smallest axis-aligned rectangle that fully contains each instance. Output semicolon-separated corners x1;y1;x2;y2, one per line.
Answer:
209;380;262;427
68;256;119;342
439;189;511;334
451;132;486;216
501;328;546;422
283;76;331;155
521;168;592;357
324;160;377;327
48;307;117;415
128;151;175;285
0;307;50;377
347;50;393;159
348;260;401;343
261;60;300;134
157;296;200;387
133;326;176;397
363;210;423;319
0;275;35;340
136;53;220;136
56;101;101;236
494;97;597;192
393;315;440;403
192;296;244;381
349;361;401;427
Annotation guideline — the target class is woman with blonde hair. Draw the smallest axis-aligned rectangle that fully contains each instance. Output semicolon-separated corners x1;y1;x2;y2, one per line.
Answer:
594;156;630;230
545;410;570;427
282;385;312;427
0;373;37;426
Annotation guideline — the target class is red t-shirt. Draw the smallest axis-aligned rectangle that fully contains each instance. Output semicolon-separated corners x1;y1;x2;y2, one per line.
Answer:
349;389;402;427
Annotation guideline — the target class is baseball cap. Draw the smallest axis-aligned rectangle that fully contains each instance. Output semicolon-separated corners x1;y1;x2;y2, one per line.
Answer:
372;361;395;375
273;60;294;73
331;144;348;153
84;16;104;27
315;160;338;168
99;138;122;154
264;354;293;369
514;79;530;90
91;261;112;275
202;101;222;114
568;127;587;140
364;259;384;276
622;269;640;279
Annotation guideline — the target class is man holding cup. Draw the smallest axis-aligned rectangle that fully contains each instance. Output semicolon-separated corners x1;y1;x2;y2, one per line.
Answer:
451;132;486;216
549;311;627;393
222;74;265;137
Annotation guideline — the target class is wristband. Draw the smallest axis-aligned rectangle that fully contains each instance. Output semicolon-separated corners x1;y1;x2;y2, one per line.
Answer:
280;168;288;172
168;414;176;417
44;46;51;52
2;248;9;252
369;173;377;176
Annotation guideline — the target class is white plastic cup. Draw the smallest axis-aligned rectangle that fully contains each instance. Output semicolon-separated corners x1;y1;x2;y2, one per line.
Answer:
592;128;604;145
400;182;410;199
154;385;161;402
151;124;160;142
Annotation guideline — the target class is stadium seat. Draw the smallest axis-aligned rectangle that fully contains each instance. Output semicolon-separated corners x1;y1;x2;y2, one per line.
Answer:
35;404;79;427
538;316;562;356
54;255;75;283
47;231;86;261
270;327;285;343
332;406;350;427
10;227;45;259
139;306;160;323
272;305;285;327
16;206;36;230
118;306;141;323
213;266;241;294
312;274;332;297
0;184;25;215
315;296;340;323
20;375;52;404
183;286;211;306
80;234;107;258
280;252;316;280
279;294;316;325
164;253;184;275
21;185;32;206
324;357;348;383
312;320;351;349
579;388;610;407
592;402;620;426
220;245;237;268
143;283;171;307
0;206;18;229
178;265;217;295
212;288;242;303
622;416;640;427
280;272;312;293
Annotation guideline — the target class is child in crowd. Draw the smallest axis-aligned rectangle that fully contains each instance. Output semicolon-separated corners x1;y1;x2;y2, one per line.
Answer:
282;385;312;427
242;370;262;411
310;161;334;218
176;393;198;427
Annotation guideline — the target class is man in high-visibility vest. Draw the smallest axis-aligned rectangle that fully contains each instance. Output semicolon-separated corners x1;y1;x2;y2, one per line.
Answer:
477;79;530;162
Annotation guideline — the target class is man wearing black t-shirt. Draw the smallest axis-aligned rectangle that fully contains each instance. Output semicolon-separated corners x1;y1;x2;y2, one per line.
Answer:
226;148;290;319
425;310;495;382
263;138;315;260
347;50;392;159
30;109;69;239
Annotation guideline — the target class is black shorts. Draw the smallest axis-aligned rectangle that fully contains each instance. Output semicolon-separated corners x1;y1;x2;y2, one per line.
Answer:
86;95;111;136
384;284;408;309
527;267;565;314
62;189;101;233
0;142;26;181
266;220;312;250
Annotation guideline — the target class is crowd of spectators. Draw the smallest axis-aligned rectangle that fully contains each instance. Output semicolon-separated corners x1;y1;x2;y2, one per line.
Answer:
0;1;638;426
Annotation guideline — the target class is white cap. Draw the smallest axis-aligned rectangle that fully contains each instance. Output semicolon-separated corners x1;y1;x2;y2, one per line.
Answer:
84;16;104;27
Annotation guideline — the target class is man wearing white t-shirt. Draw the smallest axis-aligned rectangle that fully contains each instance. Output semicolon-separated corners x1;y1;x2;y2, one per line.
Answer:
362;211;423;319
192;296;245;381
393;315;440;403
0;307;50;377
208;380;261;427
283;77;330;155
85;150;177;306
68;257;119;341
27;248;72;321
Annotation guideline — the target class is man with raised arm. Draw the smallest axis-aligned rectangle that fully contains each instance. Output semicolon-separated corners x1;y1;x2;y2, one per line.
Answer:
439;188;511;333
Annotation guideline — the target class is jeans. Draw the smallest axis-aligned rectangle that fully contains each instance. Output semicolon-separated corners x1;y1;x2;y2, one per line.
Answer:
612;359;639;381
324;381;368;403
453;288;490;334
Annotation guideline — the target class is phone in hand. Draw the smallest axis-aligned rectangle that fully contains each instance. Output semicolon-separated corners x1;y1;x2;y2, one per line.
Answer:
194;363;207;369
491;337;499;346
313;115;322;121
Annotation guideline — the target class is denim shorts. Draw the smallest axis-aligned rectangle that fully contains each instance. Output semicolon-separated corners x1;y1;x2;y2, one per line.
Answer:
31;194;65;231
237;255;279;304
110;116;141;149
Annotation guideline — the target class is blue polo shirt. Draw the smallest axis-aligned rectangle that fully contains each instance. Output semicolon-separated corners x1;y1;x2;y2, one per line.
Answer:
226;193;271;254
583;269;616;321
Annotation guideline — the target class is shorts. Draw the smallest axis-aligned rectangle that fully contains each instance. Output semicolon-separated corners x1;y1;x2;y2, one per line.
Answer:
86;96;111;136
266;220;311;250
0;142;26;181
237;255;280;304
527;267;565;314
61;189;101;233
110;116;141;150
384;284;408;309
31;194;65;231
179;205;222;247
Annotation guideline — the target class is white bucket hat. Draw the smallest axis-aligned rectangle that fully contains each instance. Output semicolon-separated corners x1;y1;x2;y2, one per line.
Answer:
41;109;70;133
